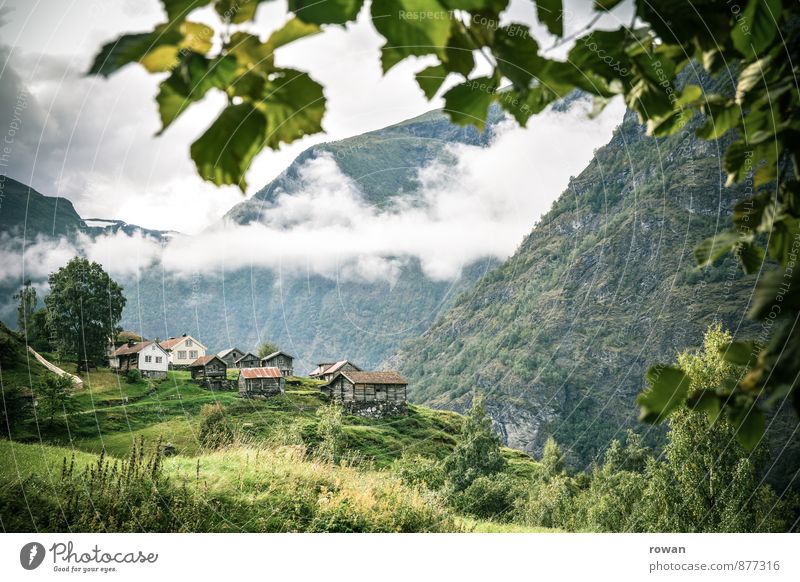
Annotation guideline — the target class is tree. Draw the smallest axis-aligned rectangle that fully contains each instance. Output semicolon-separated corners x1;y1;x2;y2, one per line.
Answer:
44;257;125;368
13;280;37;339
29;308;52;352
634;326;788;532
36;373;78;429
90;1;800;445
540;437;565;478
257;341;280;359
442;394;506;492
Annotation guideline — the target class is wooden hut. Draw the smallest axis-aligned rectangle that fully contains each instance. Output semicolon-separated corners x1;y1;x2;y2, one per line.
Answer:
260;351;294;377
234;352;260;369
217;348;245;368
238;367;285;398
324;370;408;417
188;355;228;390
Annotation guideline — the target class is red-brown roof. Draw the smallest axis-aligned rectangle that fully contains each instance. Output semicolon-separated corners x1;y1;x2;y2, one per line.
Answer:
240;367;282;379
338;371;407;385
188;355;225;368
311;360;361;377
113;341;153;356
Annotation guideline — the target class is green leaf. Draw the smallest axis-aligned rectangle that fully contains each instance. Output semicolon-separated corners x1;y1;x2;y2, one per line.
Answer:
88;30;181;77
729;406;765;450
289;0;364;25
736;241;765;274
736;56;770;105
721;341;757;366
768;217;800;266
443;77;496;130
535;0;563;36
156;54;238;133
442;21;475;77
215;0;270;23
416;65;448;99
687;390;722;424
493;26;543;90
497;85;556;125
266;17;321;49
723;141;752;185
161;0;213;21
228;31;276;72
190;103;267;191
694;229;743;267
371;0;452;72
253;69;326;150
637;365;690;423
697;103;741;140
731;0;781;58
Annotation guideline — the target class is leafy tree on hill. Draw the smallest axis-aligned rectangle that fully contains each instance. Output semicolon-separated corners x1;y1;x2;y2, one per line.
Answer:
13;280;37;339
90;0;800;449
443;394;506;492
36;373;78;429
257;341;280;359
44;257;125;368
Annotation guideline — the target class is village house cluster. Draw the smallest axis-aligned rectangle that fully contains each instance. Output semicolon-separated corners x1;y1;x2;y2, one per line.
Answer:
108;333;408;417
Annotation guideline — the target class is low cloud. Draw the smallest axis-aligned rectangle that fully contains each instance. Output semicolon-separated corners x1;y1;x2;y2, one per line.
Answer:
1;96;624;287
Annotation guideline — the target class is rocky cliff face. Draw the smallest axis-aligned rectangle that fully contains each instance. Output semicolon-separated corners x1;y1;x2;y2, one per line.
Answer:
391;109;797;475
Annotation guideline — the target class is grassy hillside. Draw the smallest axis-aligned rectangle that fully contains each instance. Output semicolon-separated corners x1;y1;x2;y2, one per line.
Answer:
390;109;800;489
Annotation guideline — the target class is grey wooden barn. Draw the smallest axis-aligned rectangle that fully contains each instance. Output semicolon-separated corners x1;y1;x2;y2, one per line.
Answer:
239;367;285;398
324;370;408;418
234;352;260;369
260;351;294;377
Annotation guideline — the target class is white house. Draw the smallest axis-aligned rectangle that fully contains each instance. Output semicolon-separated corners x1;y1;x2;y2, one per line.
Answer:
111;341;169;379
159;334;207;368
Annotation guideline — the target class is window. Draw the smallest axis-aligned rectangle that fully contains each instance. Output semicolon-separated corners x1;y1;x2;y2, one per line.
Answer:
186;339;193;347
189;350;198;359
156;357;162;363
144;355;152;363
178;350;186;359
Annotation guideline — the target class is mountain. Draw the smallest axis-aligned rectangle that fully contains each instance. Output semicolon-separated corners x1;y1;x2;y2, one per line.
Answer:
224;107;504;225
389;109;799;486
0;177;174;242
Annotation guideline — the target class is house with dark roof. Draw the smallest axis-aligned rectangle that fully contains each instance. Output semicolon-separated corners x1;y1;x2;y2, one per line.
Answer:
238;367;285;398
234;352;260;369
159;334;207;368
188;355;228;389
110;341;169;378
217;347;245;368
260;351;294;376
310;360;361;383
324;370;408;417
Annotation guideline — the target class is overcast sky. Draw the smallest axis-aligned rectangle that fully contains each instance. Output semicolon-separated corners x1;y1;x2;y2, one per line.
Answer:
0;0;633;236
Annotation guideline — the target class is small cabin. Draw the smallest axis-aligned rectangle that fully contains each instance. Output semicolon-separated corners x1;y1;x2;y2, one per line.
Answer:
239;367;285;398
217;348;245;368
310;360;361;383
260;351;294;377
324;370;408;418
188;355;228;389
234;352;260;369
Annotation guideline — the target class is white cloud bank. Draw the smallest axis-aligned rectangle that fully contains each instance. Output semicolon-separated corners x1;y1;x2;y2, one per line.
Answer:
2;97;625;286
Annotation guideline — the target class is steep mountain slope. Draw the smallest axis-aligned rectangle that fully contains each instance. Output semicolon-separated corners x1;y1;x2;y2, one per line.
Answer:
391;110;799;484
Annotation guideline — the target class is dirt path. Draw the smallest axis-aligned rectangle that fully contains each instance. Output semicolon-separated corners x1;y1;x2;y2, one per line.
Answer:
27;346;84;389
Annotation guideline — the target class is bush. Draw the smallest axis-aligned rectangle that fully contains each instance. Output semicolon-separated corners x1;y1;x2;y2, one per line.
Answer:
392;452;445;490
315;404;344;462
125;369;141;384
452;473;525;520
197;403;235;449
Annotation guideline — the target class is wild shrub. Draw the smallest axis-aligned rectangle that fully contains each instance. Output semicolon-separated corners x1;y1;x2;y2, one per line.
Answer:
125;369;141;384
452;473;525;521
197;403;235;449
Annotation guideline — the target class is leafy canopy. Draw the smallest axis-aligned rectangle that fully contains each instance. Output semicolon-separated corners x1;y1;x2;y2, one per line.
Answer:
90;1;800;443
